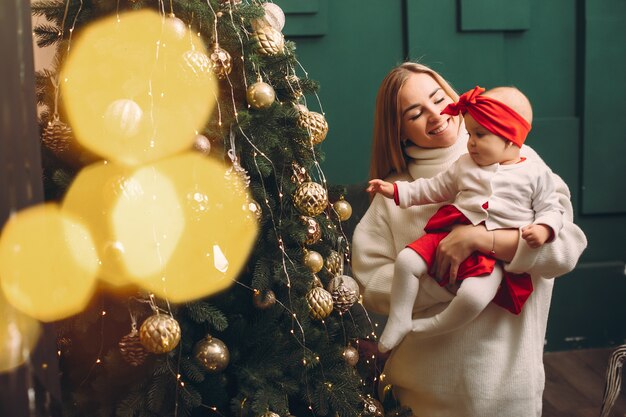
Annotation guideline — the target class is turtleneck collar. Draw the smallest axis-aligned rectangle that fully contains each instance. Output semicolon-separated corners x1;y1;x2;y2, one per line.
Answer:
404;130;469;180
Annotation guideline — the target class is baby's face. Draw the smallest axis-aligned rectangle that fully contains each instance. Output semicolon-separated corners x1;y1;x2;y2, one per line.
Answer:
464;114;518;166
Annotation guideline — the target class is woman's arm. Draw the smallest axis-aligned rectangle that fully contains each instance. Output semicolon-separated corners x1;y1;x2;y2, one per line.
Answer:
434;225;519;282
351;194;397;315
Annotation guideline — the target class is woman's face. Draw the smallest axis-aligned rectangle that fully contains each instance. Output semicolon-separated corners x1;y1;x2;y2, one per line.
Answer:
398;73;459;148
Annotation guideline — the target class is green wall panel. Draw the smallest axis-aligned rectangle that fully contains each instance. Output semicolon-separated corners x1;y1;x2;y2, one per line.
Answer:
582;1;626;213
285;1;404;184
547;263;626;351
460;0;530;31
407;0;506;91
275;0;328;37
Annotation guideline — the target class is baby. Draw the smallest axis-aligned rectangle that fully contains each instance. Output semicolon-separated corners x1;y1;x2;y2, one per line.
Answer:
367;86;564;352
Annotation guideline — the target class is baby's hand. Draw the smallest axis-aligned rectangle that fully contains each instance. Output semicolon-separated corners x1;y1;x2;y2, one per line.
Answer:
366;179;395;199
521;224;552;248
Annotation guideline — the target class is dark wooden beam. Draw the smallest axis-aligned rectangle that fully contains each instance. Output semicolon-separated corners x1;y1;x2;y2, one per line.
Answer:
0;1;61;416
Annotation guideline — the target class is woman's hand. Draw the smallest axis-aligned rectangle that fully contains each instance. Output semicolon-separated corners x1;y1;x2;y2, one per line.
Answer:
435;224;520;284
434;224;483;285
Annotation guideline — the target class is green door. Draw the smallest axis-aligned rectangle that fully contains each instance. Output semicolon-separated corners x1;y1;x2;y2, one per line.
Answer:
283;0;626;350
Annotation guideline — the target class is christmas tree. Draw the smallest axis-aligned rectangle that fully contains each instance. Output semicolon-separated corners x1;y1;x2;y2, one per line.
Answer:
31;1;383;416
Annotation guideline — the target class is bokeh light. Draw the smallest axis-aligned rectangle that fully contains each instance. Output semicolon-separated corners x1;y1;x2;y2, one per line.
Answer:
60;9;217;166
62;153;258;301
0;291;41;373
0;204;99;322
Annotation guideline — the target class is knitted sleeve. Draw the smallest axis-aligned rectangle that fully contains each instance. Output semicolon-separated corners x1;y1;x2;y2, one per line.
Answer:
507;147;587;277
351;193;397;315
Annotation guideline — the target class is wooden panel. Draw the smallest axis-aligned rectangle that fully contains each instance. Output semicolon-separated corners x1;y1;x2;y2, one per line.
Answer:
547;263;626;351
460;0;530;31
274;0;327;37
543;348;626;417
582;1;626;213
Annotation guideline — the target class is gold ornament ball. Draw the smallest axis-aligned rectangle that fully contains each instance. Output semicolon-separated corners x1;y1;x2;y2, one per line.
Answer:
251;26;285;56
293;181;328;216
300;216;321;245
328;275;360;313
193;134;211;156
260;412;280;417
139;314;181;354
306;286;333;320
219;0;241;6
342;345;359;367
253;289;276;309
246;81;276;110
324;250;342;276
209;43;232;79
297;111;328;145
333;199;352;222
304;250;324;273
194;335;230;372
362;395;384;417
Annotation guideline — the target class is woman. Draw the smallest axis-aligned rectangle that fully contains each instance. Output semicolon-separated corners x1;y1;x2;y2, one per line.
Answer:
351;62;587;417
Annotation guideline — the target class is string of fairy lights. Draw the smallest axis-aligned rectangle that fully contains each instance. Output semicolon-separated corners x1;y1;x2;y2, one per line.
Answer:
36;0;388;416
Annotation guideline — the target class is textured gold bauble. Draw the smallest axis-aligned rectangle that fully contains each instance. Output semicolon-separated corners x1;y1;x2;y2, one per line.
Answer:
293;182;328;216
327;275;360;313
362;395;384;417
251;26;285;56
253;289;276;309
119;328;149;366
306;286;333;320
247;199;263;222
246;81;276;110
342;345;359;367
260;412;280;417
42;118;72;153
300;216;321;245
333;198;352;222
194;335;229;372
193;134;211;156
209;43;232;79
218;0;241;6
303;250;324;273
324;250;342;276
139;314;181;354
297;111;328;145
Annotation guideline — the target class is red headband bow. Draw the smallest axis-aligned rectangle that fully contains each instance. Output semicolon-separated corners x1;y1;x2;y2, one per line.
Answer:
441;86;531;147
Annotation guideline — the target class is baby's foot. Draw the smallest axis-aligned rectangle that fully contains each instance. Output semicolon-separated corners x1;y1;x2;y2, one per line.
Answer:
378;319;411;353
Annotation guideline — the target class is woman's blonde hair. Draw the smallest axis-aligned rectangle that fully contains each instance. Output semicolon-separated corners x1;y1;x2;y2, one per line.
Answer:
369;62;459;181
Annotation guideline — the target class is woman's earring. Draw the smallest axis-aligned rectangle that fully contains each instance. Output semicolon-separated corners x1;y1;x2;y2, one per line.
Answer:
401;138;408;146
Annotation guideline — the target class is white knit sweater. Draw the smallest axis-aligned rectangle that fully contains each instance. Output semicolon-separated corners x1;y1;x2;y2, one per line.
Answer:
352;134;587;417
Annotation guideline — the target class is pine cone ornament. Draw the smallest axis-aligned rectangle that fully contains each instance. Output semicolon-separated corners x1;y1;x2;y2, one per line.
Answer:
251;26;285;56
300;216;321;245
325;250;342;276
297;110;328;145
293;181;328;216
306;279;333;320
328;275;360;313
42;118;72;153
119;329;149;366
139;314;181;353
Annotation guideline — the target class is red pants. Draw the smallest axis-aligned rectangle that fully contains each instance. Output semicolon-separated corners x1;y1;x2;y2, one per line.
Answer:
406;205;533;315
